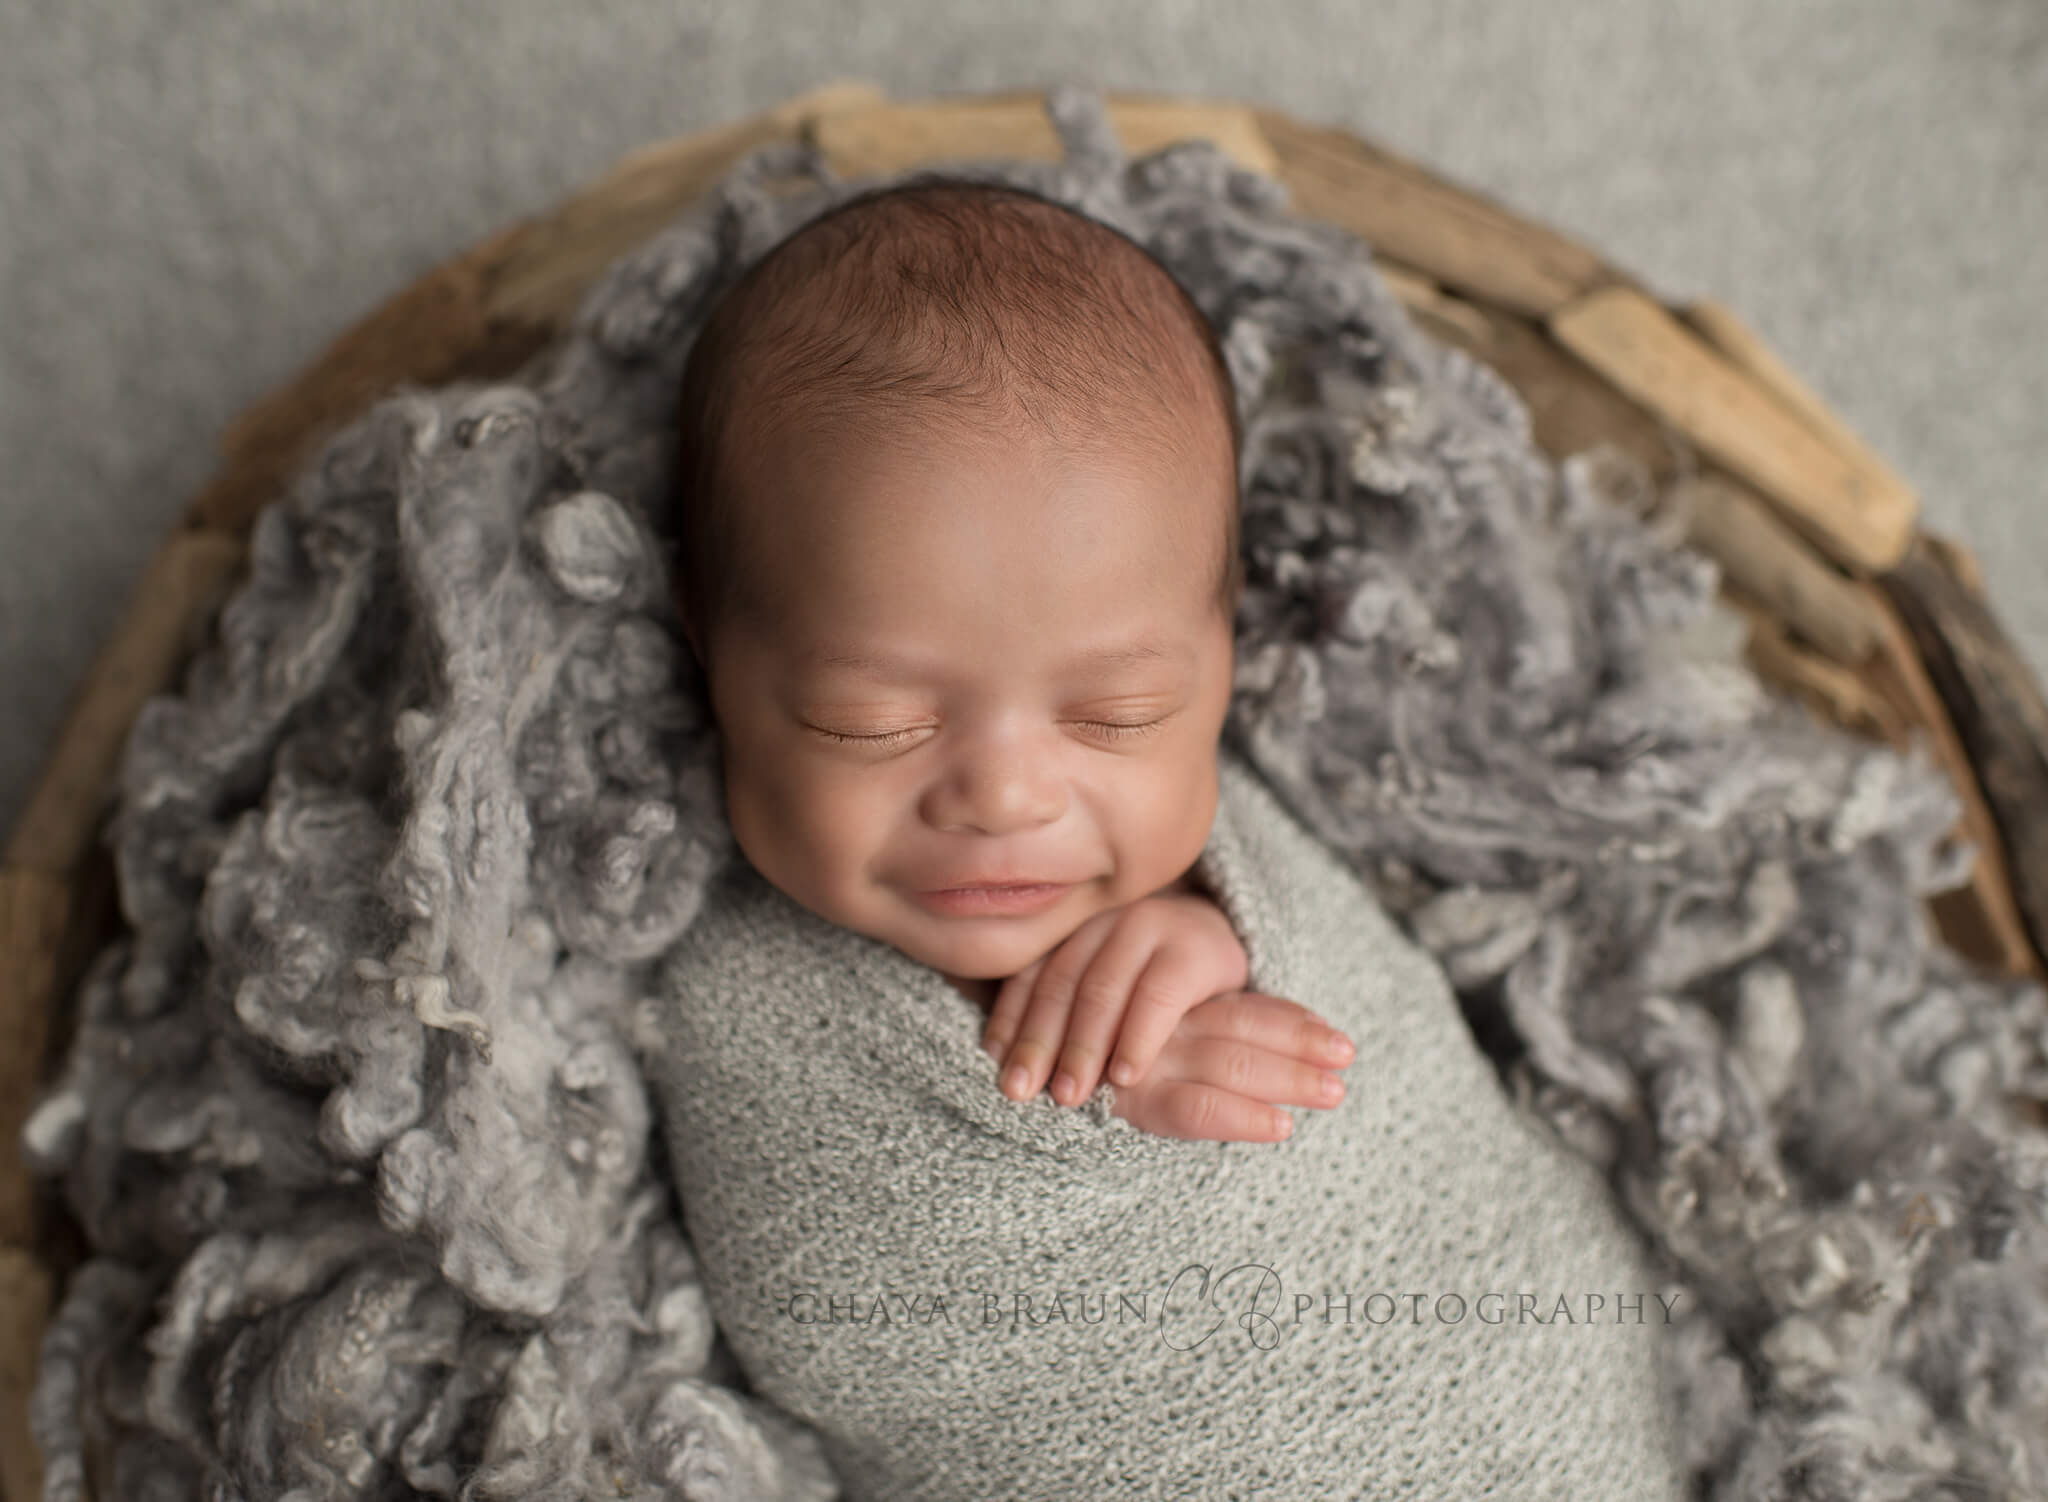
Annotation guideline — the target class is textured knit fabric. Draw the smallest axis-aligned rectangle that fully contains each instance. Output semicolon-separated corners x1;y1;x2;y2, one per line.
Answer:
648;743;1692;1500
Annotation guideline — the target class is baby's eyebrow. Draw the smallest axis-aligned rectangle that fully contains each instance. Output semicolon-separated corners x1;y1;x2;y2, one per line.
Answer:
802;639;1180;678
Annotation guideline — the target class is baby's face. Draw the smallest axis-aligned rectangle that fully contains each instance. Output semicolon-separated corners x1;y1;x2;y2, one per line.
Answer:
692;417;1236;985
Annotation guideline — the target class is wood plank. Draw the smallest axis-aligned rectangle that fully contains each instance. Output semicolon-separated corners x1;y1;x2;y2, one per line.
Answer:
5;530;248;876
1681;298;1919;513
1851;579;2039;978
1362;271;1678;481
1923;528;1987;598
1550;287;1918;573
1370;261;1499;346
0;871;69;1249
1882;535;2048;973
1376;274;1881;671
812;94;1280;179
1751;574;2035;978
1254;108;1621;319
1673;473;1883;665
1727;591;1904;745
1377;272;1884;671
0;1245;53;1502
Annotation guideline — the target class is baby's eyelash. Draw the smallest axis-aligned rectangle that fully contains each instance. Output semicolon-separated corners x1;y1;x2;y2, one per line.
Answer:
810;718;1168;748
1081;718;1167;742
814;726;919;747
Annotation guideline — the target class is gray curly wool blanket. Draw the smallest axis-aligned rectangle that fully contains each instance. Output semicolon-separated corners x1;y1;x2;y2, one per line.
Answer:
652;742;1689;1499
20;82;2048;1500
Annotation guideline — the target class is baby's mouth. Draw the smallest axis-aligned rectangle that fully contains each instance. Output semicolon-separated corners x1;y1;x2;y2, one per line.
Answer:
912;882;1072;917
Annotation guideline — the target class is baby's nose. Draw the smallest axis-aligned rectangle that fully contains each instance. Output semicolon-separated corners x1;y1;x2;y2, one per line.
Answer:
927;759;1065;835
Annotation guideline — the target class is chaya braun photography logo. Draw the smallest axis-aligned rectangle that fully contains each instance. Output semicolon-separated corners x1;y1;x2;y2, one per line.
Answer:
773;1261;1684;1354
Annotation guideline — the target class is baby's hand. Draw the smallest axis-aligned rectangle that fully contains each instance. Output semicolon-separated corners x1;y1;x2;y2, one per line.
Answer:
981;886;1255;1107
1110;989;1356;1142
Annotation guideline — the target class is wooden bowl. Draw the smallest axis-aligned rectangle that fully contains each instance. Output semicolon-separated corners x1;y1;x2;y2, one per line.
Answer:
6;81;2046;1501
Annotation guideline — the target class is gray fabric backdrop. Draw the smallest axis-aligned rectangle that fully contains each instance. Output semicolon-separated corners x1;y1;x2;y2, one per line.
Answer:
2;0;2042;843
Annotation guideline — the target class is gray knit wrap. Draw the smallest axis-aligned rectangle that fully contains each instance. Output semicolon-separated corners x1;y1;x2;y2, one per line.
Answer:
21;83;2048;1501
650;741;1692;1499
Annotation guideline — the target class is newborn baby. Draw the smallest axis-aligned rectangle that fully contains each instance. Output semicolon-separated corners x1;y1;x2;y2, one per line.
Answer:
649;176;1690;1499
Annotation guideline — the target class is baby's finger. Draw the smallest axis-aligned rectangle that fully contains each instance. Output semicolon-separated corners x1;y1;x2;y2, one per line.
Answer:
1049;919;1172;1105
1101;945;1224;1092
981;954;1047;1062
1141;1079;1297;1144
998;924;1117;1100
1184;990;1355;1069
1178;1035;1347;1113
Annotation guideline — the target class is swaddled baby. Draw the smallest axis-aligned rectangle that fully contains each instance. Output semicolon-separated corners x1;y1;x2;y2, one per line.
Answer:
649;175;1691;1500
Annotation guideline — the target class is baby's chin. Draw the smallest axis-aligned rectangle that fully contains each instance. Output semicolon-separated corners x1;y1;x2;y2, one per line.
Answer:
891;920;1061;981
880;894;1089;981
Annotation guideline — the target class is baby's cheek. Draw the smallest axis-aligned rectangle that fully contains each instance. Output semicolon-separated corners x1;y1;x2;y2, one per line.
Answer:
721;755;822;881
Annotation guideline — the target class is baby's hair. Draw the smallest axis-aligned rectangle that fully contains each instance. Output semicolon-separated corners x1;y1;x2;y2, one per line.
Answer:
669;173;1244;658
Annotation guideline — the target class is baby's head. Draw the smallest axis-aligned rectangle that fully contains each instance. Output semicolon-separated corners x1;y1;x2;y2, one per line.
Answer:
670;174;1243;984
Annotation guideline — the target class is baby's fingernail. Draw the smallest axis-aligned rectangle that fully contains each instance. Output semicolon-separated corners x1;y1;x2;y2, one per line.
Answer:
1271;1110;1293;1138
1003;1066;1030;1097
1110;1059;1137;1086
1052;1070;1077;1102
1319;1074;1344;1102
1326;1033;1354;1063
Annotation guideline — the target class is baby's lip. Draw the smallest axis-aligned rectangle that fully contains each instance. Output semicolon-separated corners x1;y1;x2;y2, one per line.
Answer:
919;878;1070;892
912;882;1075;918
